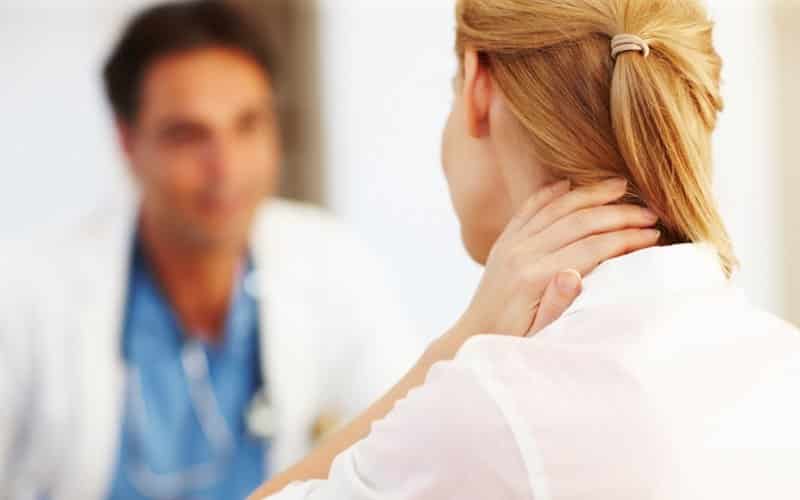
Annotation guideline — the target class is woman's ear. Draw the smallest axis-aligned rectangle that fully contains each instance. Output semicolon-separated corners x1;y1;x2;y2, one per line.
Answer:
462;49;493;139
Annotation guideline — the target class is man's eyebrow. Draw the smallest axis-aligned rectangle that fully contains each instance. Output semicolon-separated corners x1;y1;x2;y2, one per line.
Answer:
157;117;208;134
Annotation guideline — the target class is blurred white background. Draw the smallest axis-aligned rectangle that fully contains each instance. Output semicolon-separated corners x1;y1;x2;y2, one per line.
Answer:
0;0;796;339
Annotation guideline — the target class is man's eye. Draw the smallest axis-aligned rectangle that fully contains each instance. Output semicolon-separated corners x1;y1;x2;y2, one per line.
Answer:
165;127;201;144
239;114;266;135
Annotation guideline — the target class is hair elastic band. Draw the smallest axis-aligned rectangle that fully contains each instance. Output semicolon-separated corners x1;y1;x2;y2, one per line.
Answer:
611;34;650;59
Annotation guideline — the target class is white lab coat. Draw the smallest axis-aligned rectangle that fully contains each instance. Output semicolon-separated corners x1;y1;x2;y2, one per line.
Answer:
0;192;423;500
265;244;800;500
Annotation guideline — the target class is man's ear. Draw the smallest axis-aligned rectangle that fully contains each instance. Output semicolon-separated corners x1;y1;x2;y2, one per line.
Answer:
117;119;132;151
462;48;493;139
116;118;137;165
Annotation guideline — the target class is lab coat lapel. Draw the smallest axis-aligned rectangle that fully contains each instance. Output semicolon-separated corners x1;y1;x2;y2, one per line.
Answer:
57;197;321;492
56;198;137;499
250;203;320;472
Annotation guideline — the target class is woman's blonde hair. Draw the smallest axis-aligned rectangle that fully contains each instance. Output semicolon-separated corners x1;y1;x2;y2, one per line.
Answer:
456;0;737;276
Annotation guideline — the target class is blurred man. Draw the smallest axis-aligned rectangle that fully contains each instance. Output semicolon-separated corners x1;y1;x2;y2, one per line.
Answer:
0;1;420;499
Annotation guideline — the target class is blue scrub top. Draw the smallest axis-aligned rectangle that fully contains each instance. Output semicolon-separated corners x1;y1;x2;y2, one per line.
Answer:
109;242;269;500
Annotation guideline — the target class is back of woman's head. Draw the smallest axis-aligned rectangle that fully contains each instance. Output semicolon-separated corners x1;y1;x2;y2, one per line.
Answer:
456;0;736;275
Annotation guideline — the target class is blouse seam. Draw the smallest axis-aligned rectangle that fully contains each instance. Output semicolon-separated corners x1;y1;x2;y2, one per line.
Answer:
465;356;551;500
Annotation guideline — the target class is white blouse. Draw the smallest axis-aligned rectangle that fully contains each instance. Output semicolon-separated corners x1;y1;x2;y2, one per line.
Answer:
264;244;800;499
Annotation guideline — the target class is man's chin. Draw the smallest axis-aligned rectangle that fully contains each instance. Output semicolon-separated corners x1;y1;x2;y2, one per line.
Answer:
192;207;256;242
178;219;251;253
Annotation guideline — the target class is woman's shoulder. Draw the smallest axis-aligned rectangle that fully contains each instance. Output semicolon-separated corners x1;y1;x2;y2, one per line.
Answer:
444;295;800;497
352;348;535;499
449;334;671;497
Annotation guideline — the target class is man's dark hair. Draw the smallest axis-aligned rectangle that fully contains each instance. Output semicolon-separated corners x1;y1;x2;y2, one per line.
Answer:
103;0;274;121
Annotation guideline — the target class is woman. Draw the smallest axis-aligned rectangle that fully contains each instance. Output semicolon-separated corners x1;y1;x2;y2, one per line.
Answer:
252;0;800;498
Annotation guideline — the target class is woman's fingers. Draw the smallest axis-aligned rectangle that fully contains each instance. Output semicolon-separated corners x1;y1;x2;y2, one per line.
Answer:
461;180;658;340
505;180;571;234
546;228;661;279
532;204;659;255
527;270;583;336
524;178;629;236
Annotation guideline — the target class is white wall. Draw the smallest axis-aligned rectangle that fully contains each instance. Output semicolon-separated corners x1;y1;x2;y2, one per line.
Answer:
707;0;784;316
0;1;161;238
318;1;481;339
775;2;800;326
318;0;787;340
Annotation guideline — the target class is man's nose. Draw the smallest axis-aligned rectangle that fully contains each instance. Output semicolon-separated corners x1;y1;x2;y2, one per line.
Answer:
200;135;238;182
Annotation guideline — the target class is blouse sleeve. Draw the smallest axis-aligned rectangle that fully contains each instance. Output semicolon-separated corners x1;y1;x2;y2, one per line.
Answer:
261;359;534;500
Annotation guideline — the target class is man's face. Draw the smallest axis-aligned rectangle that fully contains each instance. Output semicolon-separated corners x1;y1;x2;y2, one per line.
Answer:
121;46;280;251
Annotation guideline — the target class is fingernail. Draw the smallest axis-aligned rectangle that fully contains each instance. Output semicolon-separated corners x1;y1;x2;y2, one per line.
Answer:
557;269;582;295
552;179;571;193
647;229;662;239
605;177;628;190
643;209;659;223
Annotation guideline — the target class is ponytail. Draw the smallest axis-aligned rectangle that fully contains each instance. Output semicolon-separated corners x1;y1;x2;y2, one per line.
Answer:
611;26;736;274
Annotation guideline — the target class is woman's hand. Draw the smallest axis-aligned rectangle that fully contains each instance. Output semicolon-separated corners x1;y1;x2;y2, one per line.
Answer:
249;178;659;499
449;178;659;345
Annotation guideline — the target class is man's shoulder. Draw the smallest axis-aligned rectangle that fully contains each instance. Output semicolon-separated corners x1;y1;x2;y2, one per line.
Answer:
251;198;395;292
0;227;77;276
252;198;369;254
0;201;133;280
255;198;344;233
